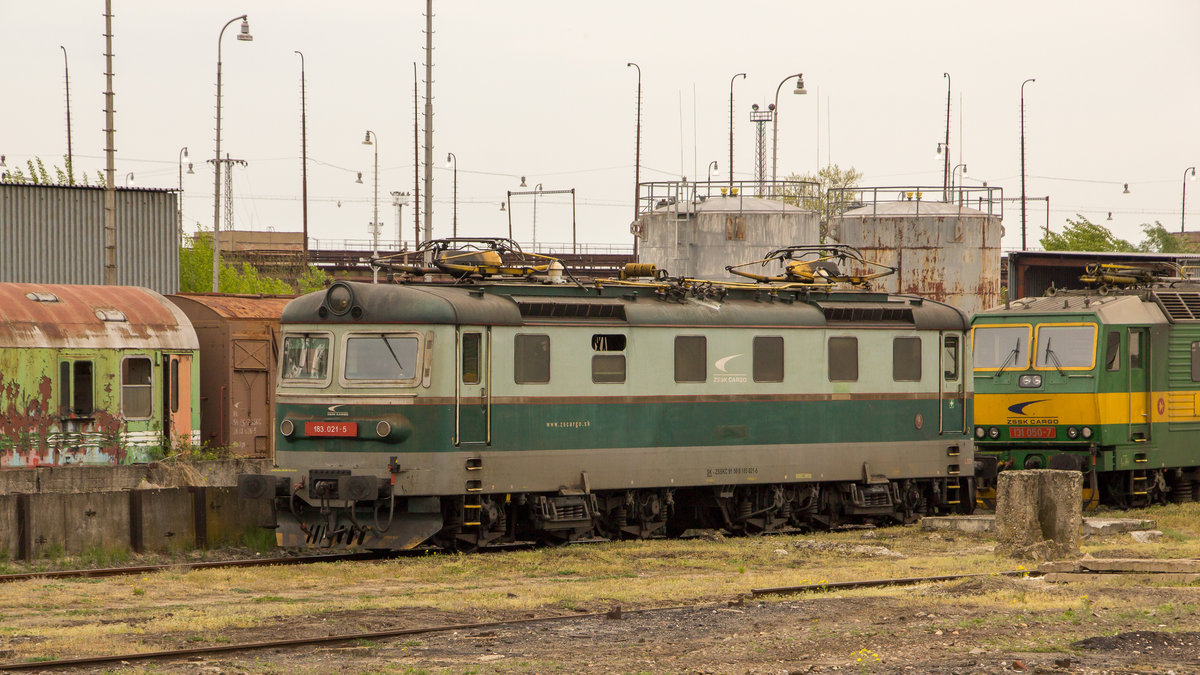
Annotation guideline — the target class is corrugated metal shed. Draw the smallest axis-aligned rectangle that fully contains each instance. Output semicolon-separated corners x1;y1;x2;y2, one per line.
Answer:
0;283;197;349
0;183;179;294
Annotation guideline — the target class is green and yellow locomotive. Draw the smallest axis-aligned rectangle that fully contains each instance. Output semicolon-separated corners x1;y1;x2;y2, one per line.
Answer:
973;268;1200;506
241;240;975;550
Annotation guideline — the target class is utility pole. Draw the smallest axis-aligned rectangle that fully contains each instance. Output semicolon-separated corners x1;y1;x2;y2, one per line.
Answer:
1020;78;1036;250
61;46;74;184
422;0;434;244
102;0;116;284
296;51;309;266
943;73;951;199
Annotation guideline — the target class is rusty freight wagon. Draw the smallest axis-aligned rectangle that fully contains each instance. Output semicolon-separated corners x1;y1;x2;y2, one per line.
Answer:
168;294;292;458
0;283;200;467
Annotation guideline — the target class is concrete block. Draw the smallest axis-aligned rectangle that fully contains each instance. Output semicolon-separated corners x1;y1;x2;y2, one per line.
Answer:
197;487;273;548
0;469;37;496
130;489;196;552
995;469;1082;561
1131;530;1164;543
21;492;130;558
0;494;16;560
920;515;995;533
1083;518;1157;535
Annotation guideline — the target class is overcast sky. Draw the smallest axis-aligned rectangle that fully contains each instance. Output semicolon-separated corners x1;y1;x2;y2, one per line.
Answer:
4;1;1198;253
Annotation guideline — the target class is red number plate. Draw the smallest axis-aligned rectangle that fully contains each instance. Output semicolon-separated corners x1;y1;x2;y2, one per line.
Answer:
304;422;358;437
1010;426;1055;439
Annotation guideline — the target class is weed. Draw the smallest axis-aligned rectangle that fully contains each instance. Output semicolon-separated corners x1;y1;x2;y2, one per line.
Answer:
132;587;145;597
253;596;286;603
241;526;277;553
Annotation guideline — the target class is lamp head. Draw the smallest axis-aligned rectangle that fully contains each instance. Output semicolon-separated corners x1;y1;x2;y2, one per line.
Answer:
182;147;188;158
0;155;5;168
520;176;527;187
1123;183;1131;194
793;75;807;95
356;172;363;184
237;17;253;41
1190;167;1197;181
187;163;194;174
500;202;506;212
362;131;372;145
446;153;453;166
1107;212;1113;221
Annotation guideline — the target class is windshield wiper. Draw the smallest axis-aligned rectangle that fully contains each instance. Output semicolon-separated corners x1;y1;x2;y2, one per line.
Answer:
379;335;408;376
1044;337;1066;376
994;338;1021;378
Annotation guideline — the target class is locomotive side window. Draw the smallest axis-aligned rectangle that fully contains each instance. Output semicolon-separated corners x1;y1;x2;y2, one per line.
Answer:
345;335;420;381
592;355;626;383
1129;331;1143;369
514;334;551;384
1106;331;1121;371
72;361;94;416
753;336;784;383
121;356;153;419
592;334;627;351
943;336;959;380
828;337;858;382
893;337;922;381
462;333;481;385
1191;342;1200;382
674;336;707;383
282;335;330;381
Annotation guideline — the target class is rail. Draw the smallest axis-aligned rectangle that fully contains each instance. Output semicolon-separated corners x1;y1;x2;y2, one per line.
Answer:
635;179;820;222
826;185;1004;221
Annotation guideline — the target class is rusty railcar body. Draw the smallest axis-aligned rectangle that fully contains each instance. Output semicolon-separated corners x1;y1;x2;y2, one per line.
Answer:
168;294;292;458
0;283;200;466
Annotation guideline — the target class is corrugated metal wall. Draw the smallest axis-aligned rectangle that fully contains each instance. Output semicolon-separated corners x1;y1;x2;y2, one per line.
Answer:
0;183;179;293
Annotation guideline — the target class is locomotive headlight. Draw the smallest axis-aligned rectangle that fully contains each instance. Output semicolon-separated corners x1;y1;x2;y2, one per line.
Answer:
1081;426;1093;439
326;284;353;315
988;426;1000;439
1018;374;1043;388
975;426;986;439
376;420;392;438
280;419;295;437
1067;426;1079;439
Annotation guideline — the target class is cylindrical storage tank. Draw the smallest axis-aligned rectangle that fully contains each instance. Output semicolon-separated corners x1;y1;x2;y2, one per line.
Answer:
831;200;1002;316
635;196;818;280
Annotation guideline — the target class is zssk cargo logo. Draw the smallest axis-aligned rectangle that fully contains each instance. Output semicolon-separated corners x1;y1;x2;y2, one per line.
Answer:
1006;399;1058;426
327;404;350;418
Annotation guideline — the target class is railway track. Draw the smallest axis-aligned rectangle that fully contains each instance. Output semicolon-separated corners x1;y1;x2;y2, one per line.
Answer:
0;569;1033;671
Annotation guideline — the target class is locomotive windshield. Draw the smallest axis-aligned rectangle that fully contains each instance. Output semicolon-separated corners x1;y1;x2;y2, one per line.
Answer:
282;334;330;380
1034;324;1096;370
344;334;420;381
972;325;1031;370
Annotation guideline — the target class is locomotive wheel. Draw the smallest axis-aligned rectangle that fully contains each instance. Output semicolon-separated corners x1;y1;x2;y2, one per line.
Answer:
957;478;977;515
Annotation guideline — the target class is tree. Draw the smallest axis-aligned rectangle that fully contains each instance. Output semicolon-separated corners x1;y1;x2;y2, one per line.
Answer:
1137;222;1199;253
1040;215;1136;252
179;228;328;295
0;156;99;186
781;164;863;241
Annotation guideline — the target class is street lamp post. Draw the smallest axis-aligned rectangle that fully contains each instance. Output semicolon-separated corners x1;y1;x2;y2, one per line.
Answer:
707;160;718;196
626;62;641;258
446;152;457;237
177;147;189;242
1020;77;1035;251
363;130;380;283
211;14;253;292
1184;167;1197;233
125;172;134;186
951;163;967;204
391;191;411;249
729;72;746;185
770;73;806;185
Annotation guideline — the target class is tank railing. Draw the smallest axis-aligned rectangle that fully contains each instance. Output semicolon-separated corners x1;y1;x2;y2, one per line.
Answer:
308;238;632;257
636;180;820;220
825;185;1005;221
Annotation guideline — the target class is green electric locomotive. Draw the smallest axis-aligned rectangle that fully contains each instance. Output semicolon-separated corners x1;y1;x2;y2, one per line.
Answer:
240;240;975;550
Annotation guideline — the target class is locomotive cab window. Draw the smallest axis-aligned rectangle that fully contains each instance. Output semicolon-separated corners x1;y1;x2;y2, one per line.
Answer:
828;337;858;382
1106;331;1121;371
943;336;959;380
281;334;331;382
674;336;707;383
515;334;551;384
972;324;1031;371
344;333;420;382
1034;324;1097;370
121;356;153;419
893;337;922;381
753;336;784;383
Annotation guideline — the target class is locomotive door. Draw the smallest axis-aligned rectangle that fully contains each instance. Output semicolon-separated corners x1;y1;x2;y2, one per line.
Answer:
163;353;194;447
940;333;965;434
1127;328;1150;442
455;328;491;446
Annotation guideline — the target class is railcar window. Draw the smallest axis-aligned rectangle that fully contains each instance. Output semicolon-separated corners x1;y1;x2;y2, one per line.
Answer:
972;326;1029;369
1106;332;1121;371
943;336;959;380
592;355;626;383
1035;325;1097;369
121;357;153;418
1191;342;1200;382
59;362;70;414
893;337;922;381
345;335;419;381
514;334;551;384
592;334;627;351
1129;331;1143;369
72;361;93;416
753;336;784;383
282;335;329;380
674;336;707;383
828;337;859;382
462;333;481;385
170;358;180;413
